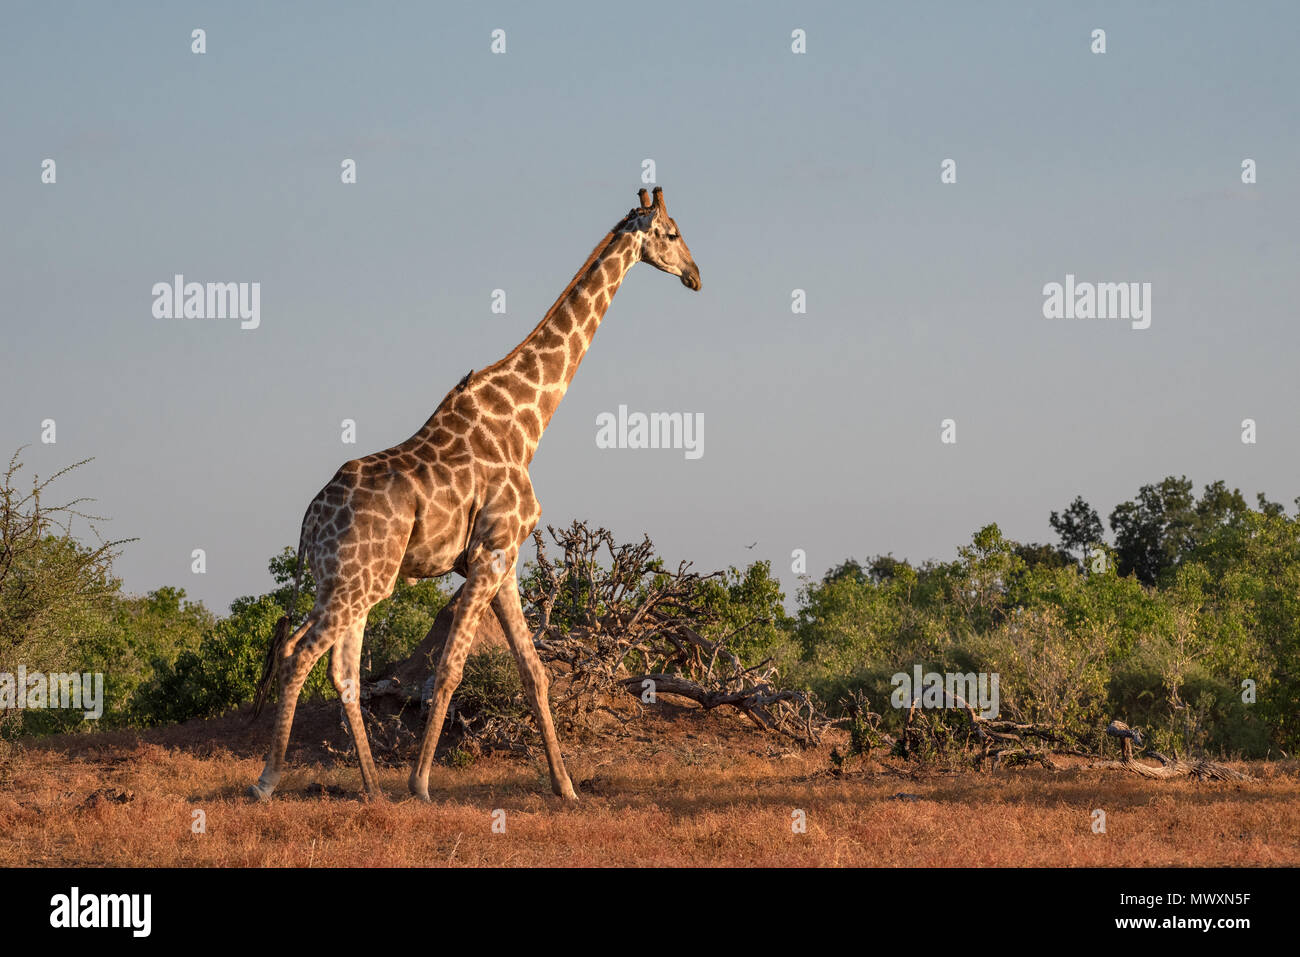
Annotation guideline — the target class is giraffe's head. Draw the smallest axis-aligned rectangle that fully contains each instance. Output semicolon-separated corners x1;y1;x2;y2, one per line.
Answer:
626;187;701;291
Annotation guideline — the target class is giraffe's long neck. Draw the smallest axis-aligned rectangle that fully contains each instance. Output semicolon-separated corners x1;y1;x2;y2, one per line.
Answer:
416;225;640;465
501;228;639;449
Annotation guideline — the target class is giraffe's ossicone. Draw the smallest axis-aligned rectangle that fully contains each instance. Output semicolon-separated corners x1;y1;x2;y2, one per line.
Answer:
248;187;700;803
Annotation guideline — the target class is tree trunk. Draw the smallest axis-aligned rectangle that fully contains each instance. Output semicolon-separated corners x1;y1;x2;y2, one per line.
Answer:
374;583;510;692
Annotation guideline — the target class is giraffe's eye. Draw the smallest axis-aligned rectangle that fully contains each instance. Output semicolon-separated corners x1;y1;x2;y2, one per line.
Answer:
667;232;678;240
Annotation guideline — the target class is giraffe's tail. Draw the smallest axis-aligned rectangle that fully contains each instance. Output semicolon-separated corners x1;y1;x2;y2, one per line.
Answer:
251;614;294;720
250;525;311;721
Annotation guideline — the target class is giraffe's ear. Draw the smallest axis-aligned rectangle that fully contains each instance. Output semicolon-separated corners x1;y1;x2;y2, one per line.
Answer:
638;188;652;208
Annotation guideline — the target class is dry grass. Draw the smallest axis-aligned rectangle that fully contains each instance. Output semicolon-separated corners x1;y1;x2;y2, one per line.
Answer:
3;702;1298;867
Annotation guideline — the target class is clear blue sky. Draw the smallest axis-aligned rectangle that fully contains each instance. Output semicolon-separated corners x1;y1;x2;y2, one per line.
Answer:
3;1;1298;614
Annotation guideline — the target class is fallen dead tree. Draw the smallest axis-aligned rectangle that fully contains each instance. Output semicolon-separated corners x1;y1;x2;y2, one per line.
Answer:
1088;721;1253;781
895;690;1081;771
835;691;1251;782
520;522;824;746
342;521;826;762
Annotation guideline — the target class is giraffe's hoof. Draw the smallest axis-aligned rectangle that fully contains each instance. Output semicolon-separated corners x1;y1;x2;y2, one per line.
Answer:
555;783;579;804
246;784;273;803
408;778;431;803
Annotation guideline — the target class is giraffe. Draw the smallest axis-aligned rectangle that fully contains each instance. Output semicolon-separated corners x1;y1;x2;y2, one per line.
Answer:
248;186;700;803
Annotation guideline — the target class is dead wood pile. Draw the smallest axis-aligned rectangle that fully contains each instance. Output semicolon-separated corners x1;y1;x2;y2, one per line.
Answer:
340;521;826;762
1087;721;1252;781
833;692;1252;782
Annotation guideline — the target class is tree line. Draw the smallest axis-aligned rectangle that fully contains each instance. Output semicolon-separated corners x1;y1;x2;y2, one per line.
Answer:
2;448;1296;759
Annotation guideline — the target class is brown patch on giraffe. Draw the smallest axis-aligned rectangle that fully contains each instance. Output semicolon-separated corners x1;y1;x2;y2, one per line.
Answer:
501;378;535;404
356;514;388;543
441;409;474;434
537;328;567;353
549;311;574;336
537;351;565;382
442;446;474;470
426;426;456;448
513;350;543;383
497;483;518;511
503;426;526;461
518;408;542;442
451;470;473;496
467;425;502;461
477;383;514;418
537;392;560;421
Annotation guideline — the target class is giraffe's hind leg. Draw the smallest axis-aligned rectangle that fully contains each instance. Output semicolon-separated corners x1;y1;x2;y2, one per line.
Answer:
331;619;385;800
247;615;337;801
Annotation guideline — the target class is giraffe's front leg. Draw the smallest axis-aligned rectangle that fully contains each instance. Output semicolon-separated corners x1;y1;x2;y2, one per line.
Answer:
492;563;578;802
408;545;508;802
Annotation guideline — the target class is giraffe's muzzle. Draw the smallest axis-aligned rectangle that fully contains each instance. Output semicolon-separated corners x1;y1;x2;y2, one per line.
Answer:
681;261;701;291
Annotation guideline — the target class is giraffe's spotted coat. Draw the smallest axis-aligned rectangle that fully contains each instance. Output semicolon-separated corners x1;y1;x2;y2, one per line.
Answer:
252;189;700;803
